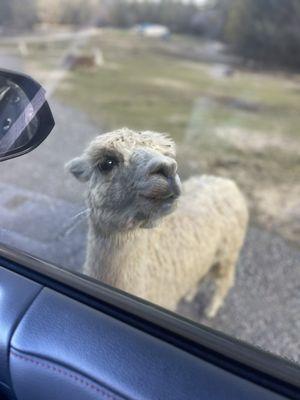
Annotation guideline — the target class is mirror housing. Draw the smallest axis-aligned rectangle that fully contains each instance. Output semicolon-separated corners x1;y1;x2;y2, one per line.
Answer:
0;69;54;161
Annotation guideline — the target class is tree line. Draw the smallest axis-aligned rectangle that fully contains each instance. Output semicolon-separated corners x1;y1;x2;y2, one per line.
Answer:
221;0;300;69
1;0;300;69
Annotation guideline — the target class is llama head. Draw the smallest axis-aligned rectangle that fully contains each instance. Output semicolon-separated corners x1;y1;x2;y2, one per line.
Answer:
66;128;181;235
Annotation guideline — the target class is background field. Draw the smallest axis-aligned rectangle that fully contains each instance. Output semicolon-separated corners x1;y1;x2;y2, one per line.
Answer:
21;28;300;247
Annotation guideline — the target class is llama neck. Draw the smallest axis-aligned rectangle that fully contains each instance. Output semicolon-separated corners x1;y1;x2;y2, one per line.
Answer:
84;222;144;286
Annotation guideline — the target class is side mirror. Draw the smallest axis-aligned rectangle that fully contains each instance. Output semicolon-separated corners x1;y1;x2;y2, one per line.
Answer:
0;69;54;161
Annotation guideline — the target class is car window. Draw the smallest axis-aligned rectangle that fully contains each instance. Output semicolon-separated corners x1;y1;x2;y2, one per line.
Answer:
0;0;299;365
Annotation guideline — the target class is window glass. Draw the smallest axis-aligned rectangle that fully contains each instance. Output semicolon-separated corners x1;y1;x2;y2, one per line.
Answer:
0;0;299;364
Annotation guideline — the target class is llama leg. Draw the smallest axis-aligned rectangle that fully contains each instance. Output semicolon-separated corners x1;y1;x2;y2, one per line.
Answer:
183;284;199;303
204;260;235;319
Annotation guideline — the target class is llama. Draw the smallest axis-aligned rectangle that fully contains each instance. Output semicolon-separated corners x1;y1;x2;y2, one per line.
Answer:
66;128;248;318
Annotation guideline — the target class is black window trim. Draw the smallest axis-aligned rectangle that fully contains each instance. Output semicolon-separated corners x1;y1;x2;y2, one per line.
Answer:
0;242;299;399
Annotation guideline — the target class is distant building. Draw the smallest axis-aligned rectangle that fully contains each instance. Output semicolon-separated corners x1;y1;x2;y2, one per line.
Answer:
132;24;170;39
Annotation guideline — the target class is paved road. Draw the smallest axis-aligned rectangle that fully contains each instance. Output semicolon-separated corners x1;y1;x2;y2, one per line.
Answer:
180;228;300;363
0;49;299;365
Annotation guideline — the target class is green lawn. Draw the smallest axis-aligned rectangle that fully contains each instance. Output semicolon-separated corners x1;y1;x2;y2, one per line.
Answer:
25;30;300;140
54;30;300;182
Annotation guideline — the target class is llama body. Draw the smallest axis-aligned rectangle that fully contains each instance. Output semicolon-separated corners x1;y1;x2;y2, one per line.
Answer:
84;175;248;316
67;128;248;318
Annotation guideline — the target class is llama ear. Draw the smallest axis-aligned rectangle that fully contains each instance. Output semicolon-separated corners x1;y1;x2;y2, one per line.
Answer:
65;156;92;182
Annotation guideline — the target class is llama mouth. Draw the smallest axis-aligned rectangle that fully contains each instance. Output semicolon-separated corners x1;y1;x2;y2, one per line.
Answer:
139;192;178;202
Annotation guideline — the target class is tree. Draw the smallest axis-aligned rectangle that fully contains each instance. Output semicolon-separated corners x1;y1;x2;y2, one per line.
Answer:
0;0;12;27
0;0;38;31
108;0;200;33
222;0;300;69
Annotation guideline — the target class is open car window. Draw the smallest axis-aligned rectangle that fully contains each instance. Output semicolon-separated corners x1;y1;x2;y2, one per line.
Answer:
0;0;299;368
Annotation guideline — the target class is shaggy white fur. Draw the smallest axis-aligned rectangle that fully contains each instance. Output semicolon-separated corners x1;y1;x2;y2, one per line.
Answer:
67;128;248;318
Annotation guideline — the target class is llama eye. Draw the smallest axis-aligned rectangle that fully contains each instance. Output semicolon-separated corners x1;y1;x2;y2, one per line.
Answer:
98;157;119;173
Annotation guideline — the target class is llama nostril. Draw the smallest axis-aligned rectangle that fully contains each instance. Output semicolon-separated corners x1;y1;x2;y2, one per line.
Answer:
148;158;177;178
152;165;170;178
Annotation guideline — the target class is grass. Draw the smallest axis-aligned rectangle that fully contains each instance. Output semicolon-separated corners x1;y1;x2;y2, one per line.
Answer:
23;30;300;141
5;28;300;244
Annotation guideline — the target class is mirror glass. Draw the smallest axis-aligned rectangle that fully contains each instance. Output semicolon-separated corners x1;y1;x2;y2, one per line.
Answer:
0;76;39;156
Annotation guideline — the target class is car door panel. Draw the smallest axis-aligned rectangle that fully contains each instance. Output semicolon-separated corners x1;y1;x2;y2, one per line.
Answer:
9;287;287;400
0;267;41;389
10;349;125;400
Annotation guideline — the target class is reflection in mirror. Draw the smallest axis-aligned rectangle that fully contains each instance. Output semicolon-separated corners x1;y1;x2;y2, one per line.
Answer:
0;76;39;155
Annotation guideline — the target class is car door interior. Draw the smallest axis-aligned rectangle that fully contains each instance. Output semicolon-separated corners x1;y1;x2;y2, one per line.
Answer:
0;246;299;400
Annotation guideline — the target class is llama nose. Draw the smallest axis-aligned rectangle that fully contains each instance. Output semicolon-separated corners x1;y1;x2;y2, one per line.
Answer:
147;156;177;178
